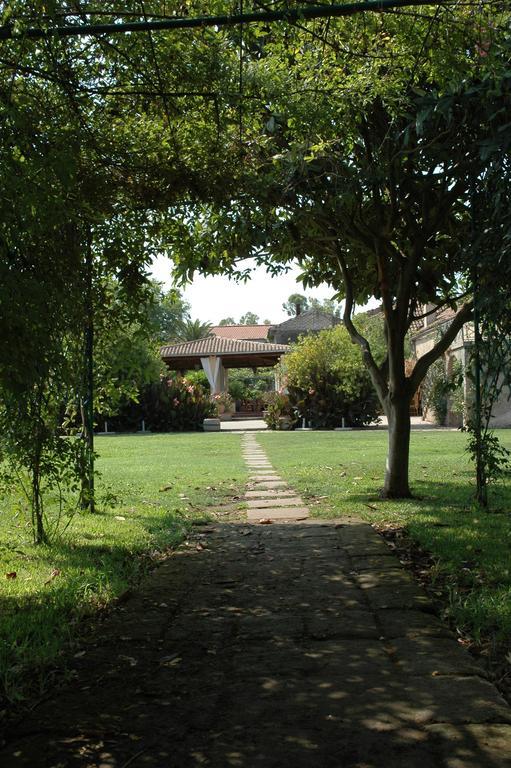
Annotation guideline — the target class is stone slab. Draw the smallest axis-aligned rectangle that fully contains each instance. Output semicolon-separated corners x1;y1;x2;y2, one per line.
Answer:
426;723;511;767
386;636;486;678
245;489;296;498
249;474;282;481
246;497;304;509
377;610;454;639
247;507;310;521
247;481;288;489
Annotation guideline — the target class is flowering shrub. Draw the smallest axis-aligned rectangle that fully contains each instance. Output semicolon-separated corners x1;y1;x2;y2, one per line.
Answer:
212;392;234;412
262;391;298;430
141;375;215;431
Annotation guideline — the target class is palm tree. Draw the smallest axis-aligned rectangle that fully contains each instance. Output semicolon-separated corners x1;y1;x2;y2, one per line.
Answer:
173;318;212;342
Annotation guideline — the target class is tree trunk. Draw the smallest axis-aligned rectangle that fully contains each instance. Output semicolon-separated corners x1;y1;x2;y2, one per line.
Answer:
382;396;412;498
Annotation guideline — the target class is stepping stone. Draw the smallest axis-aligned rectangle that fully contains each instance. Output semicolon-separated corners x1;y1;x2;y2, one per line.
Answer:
248;481;288;489
247;507;310;521
249;475;281;482
245;490;296;498
247;497;304;509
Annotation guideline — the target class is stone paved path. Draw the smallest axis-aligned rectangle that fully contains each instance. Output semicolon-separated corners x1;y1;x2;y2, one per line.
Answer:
1;444;511;766
243;434;310;523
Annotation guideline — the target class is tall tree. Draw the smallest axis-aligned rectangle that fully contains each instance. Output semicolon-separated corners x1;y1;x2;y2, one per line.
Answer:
282;294;309;317
218;317;236;326
239;312;260;325
168;4;510;497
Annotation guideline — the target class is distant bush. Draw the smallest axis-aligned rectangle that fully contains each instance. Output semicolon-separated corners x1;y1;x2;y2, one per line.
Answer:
105;375;215;432
282;326;380;428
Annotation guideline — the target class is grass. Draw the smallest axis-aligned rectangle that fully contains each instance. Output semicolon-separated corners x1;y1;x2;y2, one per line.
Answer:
2;427;510;708
258;429;511;642
0;432;246;705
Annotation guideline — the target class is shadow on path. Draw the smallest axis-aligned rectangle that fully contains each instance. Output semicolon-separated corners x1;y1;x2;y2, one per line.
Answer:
1;520;510;767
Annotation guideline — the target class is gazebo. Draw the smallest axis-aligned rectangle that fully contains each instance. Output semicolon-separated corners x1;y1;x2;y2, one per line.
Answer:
160;336;289;394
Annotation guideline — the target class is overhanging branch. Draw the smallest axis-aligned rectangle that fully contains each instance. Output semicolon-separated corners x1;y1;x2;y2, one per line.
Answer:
0;2;460;41
336;246;389;403
410;300;473;392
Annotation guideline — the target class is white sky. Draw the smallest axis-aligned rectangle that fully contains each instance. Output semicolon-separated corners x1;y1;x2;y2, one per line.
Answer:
150;254;345;325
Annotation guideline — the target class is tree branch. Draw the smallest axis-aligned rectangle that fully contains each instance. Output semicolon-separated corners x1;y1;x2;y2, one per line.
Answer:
410;300;473;392
336;245;388;404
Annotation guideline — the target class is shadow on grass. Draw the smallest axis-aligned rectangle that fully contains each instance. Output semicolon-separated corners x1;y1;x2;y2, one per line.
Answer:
0;505;190;706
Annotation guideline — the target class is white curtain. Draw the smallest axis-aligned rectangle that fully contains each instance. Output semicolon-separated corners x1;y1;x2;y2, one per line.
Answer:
200;356;222;393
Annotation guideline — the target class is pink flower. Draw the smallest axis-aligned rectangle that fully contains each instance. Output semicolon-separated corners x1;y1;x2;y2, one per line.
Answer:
173;398;180;407
308;388;316;395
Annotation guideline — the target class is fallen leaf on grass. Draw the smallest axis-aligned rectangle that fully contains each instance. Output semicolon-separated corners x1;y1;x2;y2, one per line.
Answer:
365;504;378;511
44;568;61;584
115;515;126;521
159;484;173;492
339;471;347;477
5;572;16;580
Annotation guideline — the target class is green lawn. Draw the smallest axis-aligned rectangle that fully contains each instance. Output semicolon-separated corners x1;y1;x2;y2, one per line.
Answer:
258;429;511;643
2;428;510;706
0;432;245;704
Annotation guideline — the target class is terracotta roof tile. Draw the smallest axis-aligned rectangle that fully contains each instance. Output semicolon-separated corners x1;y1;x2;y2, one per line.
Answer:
210;324;271;340
160;336;289;358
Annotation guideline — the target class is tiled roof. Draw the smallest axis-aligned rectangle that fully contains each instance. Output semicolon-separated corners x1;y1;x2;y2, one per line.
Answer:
161;336;289;358
410;307;456;336
270;309;340;332
210;324;271;341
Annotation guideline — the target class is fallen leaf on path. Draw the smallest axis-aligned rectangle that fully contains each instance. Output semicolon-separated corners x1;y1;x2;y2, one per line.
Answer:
258;518;273;525
118;655;138;667
159;654;182;667
5;572;16;579
196;542;206;551
74;650;86;658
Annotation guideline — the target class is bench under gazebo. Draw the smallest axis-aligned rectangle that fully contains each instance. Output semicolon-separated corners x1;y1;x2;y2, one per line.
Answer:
160;335;289;395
